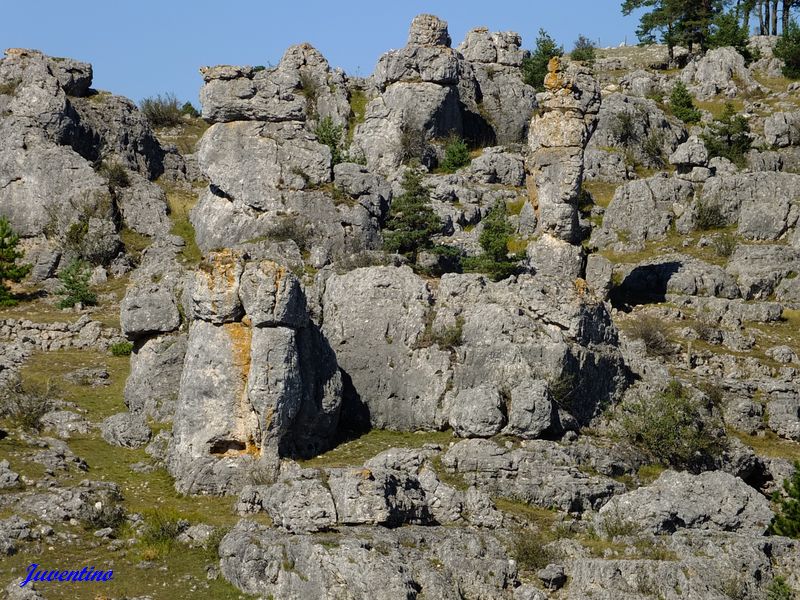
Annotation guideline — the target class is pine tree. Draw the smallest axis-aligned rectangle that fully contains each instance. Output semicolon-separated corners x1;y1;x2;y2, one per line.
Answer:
622;0;725;57
769;462;800;538
571;35;597;64
479;203;513;263
702;102;752;167
708;10;755;63
0;217;30;307
775;20;800;79
56;259;97;309
521;29;563;91
669;81;702;123
383;171;441;260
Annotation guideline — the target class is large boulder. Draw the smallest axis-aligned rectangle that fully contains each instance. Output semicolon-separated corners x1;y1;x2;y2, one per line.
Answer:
765;111;800;148
680;46;764;99
598;470;773;535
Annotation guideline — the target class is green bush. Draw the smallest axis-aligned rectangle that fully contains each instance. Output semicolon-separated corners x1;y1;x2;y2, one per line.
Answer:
479;203;513;263
139;509;187;559
669;81;702;124
767;577;796;600
110;341;134;357
98;161;130;190
708;11;756;63
641;132;665;167
139;93;183;128
629;315;672;356
0;380;56;432
702;102;752;167
440;136;470;173
0;216;31;307
610;112;638;146
80;500;125;532
383;171;441;260
511;529;554;572
521;29;563;91
571;35;597;64
770;462;800;538
775;21;800;79
56;259;97;309
180;101;200;118
713;231;737;257
314;116;347;166
695;199;728;231
622;380;724;470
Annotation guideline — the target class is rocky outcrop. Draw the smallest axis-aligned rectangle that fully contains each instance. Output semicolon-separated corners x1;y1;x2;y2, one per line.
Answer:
599;470;773;535
765;111;800;148
526;58;600;244
321;267;627;436
680;46;764;99
167;250;343;495
0;48;173;261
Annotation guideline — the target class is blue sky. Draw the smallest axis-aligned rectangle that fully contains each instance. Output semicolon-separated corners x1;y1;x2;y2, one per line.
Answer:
2;1;642;104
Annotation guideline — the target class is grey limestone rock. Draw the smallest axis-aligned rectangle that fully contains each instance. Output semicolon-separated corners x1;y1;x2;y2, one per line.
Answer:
124;332;187;421
0;460;19;489
100;412;152;448
764;111;800;148
599;470;773;535
680;46;764;99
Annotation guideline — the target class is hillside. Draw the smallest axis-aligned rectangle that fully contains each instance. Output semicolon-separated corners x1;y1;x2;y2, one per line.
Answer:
0;13;799;600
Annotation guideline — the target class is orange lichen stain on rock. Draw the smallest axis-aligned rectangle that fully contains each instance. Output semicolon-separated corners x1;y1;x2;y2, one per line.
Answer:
224;321;252;386
222;320;262;457
526;180;540;213
544;56;563;90
355;468;374;480
574;278;588;297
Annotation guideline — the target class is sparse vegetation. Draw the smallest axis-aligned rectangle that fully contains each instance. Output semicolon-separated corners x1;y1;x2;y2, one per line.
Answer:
140;93;184;128
522;29;563;91
767;577;796;600
138;509;188;560
511;529;554;572
712;231;737;257
695;199;728;231
775;20;800;79
314;116;348;165
79;499;126;532
629;314;672;356
0;217;31;307
98;161;130;190
180;101;200;118
702;102;752;167
769;462;800;538
570;34;597;64
621;380;725;470
56;259;97;308
708;10;756;63
0;380;56;431
0;78;22;96
462;202;521;281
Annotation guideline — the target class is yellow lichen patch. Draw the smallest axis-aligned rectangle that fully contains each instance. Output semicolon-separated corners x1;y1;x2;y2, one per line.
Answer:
544;56;563;90
223;321;259;456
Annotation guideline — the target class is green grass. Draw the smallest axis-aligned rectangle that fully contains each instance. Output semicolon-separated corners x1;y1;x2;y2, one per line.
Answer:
154;117;210;155
298;429;454;468
20;350;130;421
161;184;202;264
732;430;800;462
119;227;152;260
0;275;129;329
582;180;619;209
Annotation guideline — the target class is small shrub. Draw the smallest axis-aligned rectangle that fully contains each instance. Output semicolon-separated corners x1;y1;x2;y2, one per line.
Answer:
549;373;578;410
56;259;97;309
641;132;665;167
80;500;125;532
298;72;318;117
511;529;554;572
110;341;134;357
702;102;752;167
98;161;130;190
431;316;464;350
480;203;513;263
521;29;563;91
0;380;56;431
669;81;702;124
139;509;187;559
622;380;725;470
610;112;638;146
0;78;21;96
400;122;427;164
570;35;596;64
383;171;441;261
180;101;200;118
440;136;470;173
629;315;672;356
770;462;800;538
314;116;348;166
0;217;31;307
267;217;311;253
712;232;737;257
139;93;183;128
601;506;641;538
767;577;796;600
775;21;800;79
695;199;727;231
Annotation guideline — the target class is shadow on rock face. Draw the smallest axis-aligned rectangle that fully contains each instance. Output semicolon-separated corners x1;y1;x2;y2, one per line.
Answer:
611;261;683;308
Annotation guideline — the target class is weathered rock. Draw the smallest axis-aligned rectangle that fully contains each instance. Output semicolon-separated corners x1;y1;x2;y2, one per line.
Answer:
599;470;773;535
669;136;708;168
238;261;306;328
100;412;151;448
764;111;800;148
527;58;600;242
124;332;187;421
727;244;799;299
0;460;19;489
680;46;764;99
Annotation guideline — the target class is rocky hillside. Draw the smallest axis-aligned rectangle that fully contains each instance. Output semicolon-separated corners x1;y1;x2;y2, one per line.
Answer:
0;13;799;600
